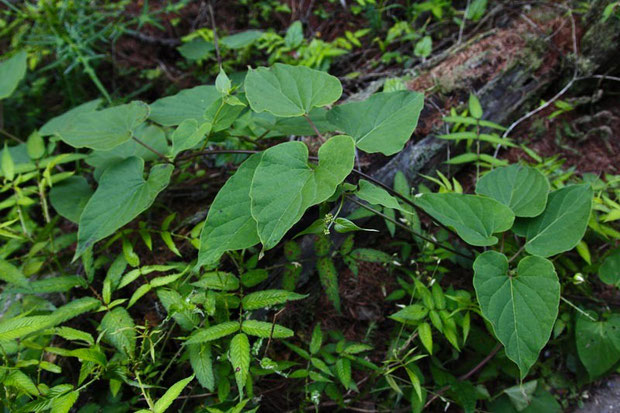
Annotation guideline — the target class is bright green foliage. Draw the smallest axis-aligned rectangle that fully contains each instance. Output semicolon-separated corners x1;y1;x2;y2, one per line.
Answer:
473;251;560;378
241;290;307;310
575;314;620;378
39;99;102;136
49;176;93;223
599;248;620;287
55;101;150;150
0;50;27;99
327;90;424;155
149;85;242;128
171;119;212;157
390;304;428;323
514;184;593;257
414;193;515;246
356;179;409;212
0;258;29;287
192;271;240;291
241;320;294;338
229;333;250;396
198;154;262;268
250;136;354;249
153;375;194;413
475;164;549;217
244;63;342;117
76;157;173;258
99;307;136;358
186;321;241;344
188;343;215;391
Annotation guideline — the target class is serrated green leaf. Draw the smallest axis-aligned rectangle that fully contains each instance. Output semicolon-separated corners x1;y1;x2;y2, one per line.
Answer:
100;307;136;358
390;304;428;323
414;193;515;246
0;50;27;99
186;321;241;344
153;375;194;413
157;288;199;331
229;333;250;396
76;157;173;258
188;343;214;391
468;93;483;119
241;320;294;338
0;258;28;287
192;271;240;291
241;290;307;310
418;322;433;354
334;358;351;389
54;327;94;345
50;390;79;413
244;63;342;117
476;164;549;217
473;251;559;378
515;184;593;257
327;90;423;155
317;257;340;312
310;324;323;355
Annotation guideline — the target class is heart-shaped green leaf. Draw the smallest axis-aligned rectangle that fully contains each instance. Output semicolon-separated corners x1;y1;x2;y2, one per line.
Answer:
327;90;424;155
599;248;620;287
514;184;593;257
49;176;93;223
39;99;102;137
197;154;262;268
0;50;27;100
250;135;355;249
244;63;342;117
575;313;620;378
473;251;560;378
76;157;173;259
476;164;549;217
414;193;515;246
56;101;150;151
149;85;243;129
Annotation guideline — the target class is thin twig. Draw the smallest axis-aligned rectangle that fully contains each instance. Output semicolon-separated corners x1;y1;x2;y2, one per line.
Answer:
132;136;171;163
207;1;221;67
303;113;323;139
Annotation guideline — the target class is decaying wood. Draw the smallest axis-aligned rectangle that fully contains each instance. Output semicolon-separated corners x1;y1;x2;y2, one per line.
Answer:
267;0;620;292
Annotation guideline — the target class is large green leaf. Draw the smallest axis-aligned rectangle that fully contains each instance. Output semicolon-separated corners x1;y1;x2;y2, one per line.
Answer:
99;307;136;358
197;154;261;268
39;99;102;137
220;30;263;49
326;91;424;155
153;375;194;413
49;176;93;223
599;248;620;287
473;251;560;378
76;157;173;258
229;333;250;396
170;119;212;157
250;135;355;249
56;101;150;150
514;184;593;257
241;290;307;310
188;343;214;391
0;258;29;287
475;164;549;217
241;320;294;338
86;124;169;176
244;63;342;117
186;321;241;344
0;51;27;99
575;313;620;378
149;85;243;128
414;193;515;246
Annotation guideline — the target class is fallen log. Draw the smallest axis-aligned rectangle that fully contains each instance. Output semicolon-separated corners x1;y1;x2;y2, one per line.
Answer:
268;0;620;292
